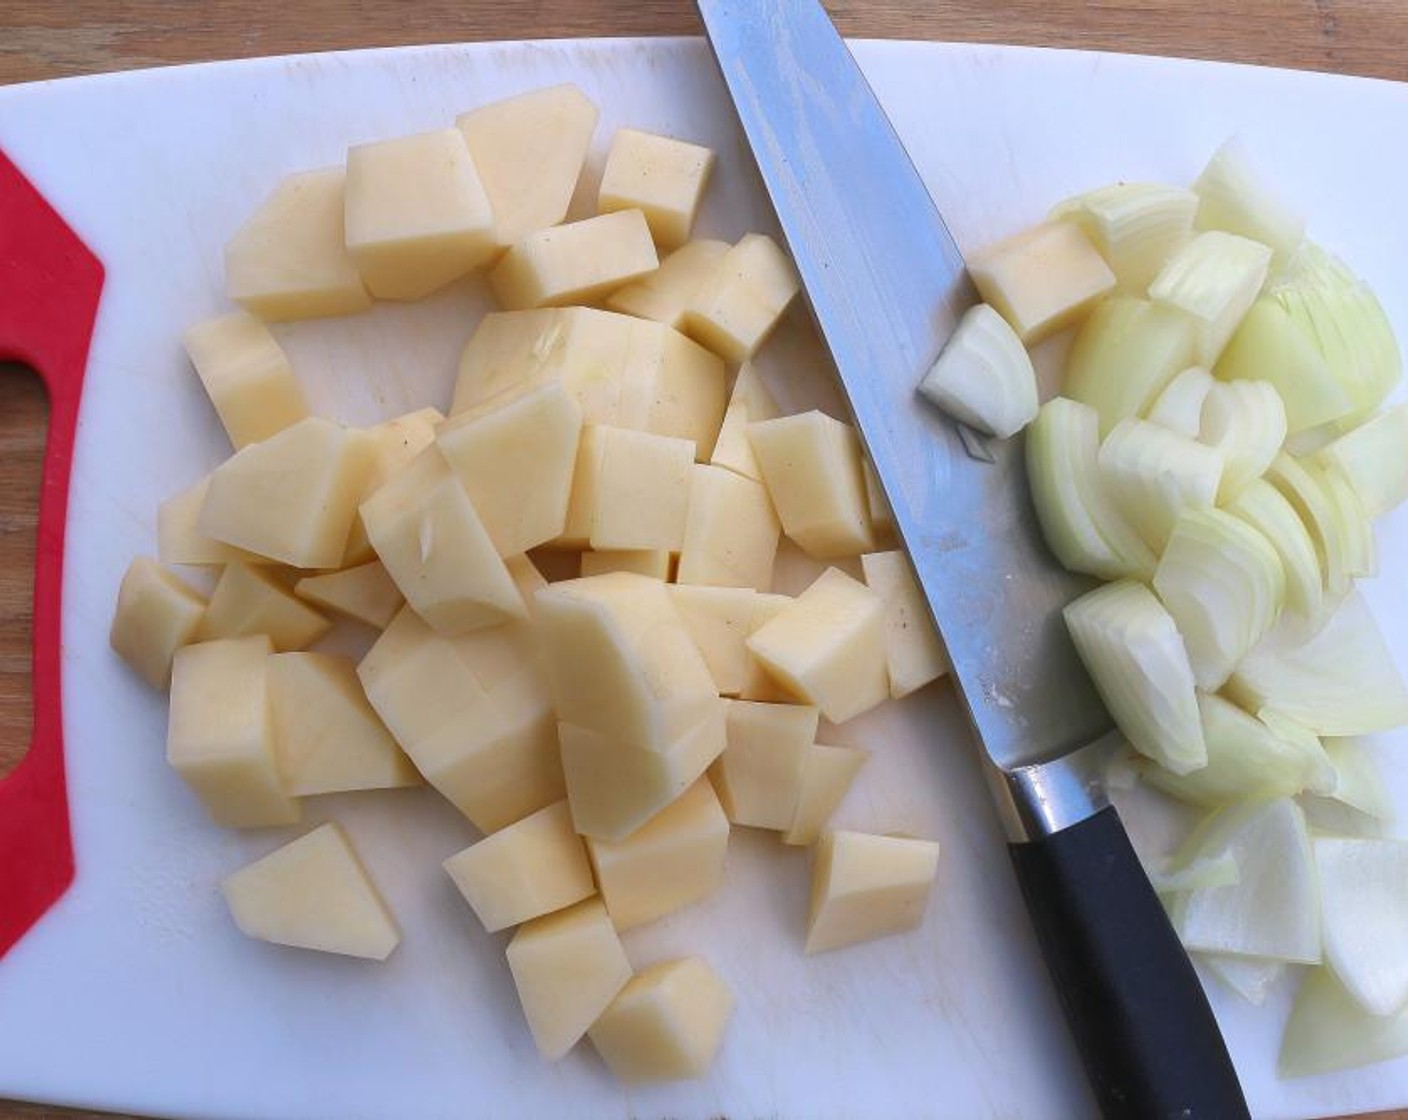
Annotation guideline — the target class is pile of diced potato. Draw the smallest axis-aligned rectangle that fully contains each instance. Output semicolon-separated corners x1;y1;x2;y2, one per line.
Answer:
110;83;946;1083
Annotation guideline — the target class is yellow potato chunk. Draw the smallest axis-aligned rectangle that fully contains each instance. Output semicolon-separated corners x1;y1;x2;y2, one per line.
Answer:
268;652;418;796
676;464;780;589
506;897;632;1060
443;800;595;933
557;424;607;549
199;417;375;569
737;592;804;703
359;606;563;832
710;699;818;830
342;406;446;567
590;428;695;552
360;446;525;635
580;550;672;580
586;777;728;930
607;239;730;329
782;742;868;846
711;361;780;482
589;957;734;1083
221;822;399;960
158;476;271;567
805;830;941;954
746;567;887;722
684;234;800;362
860;550;950;699
667;584;758;696
225;167;372;321
968;220;1116;345
558;702;727;842
183;312;308;449
490;209;659;310
748;411;874;559
344;128;496;300
456;83;599;248
167;635;299;828
533;573;717;750
506;552;549;610
861;456;896;539
294;561;404;629
197;562;330;652
436;379;583;556
110;557;207;689
598;128;715;249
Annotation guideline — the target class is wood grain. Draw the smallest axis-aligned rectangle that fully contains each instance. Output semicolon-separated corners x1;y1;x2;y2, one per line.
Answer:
1;2;1406;1118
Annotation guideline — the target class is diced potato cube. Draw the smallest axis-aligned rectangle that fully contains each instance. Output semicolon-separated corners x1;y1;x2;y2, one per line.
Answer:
737;592;805;702
225;168;372;321
359;607;565;832
456;83;599;248
197;562;330;652
556;425;607;549
506;552;549;609
183;313;308;449
668;585;757;696
506;897;632;1060
589;957;734;1082
221;822;398;959
710;700;818;830
158;476;273;567
783;743;868;846
559;701;727;841
589;427;695;552
748;411;874;559
534;573;717;750
586;778;728;930
167;635;298;828
630;329;728;459
860;550;950;698
200;417;375;570
747;567;887;722
360;445;525;634
580;550;672;580
110;557;207;689
344;128;496;300
598;129;715;249
443;801;595;932
677;464;780;589
711;362;780;482
268;652;418;796
684;234;800;362
491;210;659;310
342;407;446;567
436;379;582;556
861;456;896;539
968;220;1116;345
295;561;404;629
607;239;730;329
805;830;941;954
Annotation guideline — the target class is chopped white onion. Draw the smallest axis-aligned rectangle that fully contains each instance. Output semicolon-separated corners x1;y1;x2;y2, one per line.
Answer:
1168;798;1321;963
1063;296;1197;435
1300;737;1393;838
1280;967;1408;1079
1198;378;1287;500
1051;181;1198;292
1063;580;1206;775
1149;229;1272;368
1143;692;1330;808
1099;417;1224;553
1225;478;1325;624
1192;140;1306;268
918;302;1039;439
1149;852;1239;894
1319;462;1376;580
1025;398;1156;581
1227;589;1408;736
1199;952;1286;1006
1314;837;1408;1017
1264;452;1351;601
1314;403;1408;519
1146;366;1215;439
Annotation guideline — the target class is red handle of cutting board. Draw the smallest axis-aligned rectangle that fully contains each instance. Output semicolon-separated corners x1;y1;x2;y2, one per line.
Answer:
0;149;104;959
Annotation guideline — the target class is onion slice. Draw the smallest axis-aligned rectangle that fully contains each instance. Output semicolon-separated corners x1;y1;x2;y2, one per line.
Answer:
1319;462;1376;580
1300;737;1393;838
1227;589;1408;736
1264;452;1351;601
1149;852;1239;894
1198;378;1287;501
1063;580;1206;774
1199;953;1285;1006
918;302;1039;439
1225;478;1325;624
1281;967;1408;1079
1314;403;1408;519
1149;230;1272;367
1192;140;1306;268
1146;366;1215;439
1099;418;1224;553
1025;398;1156;580
1314;837;1408;1017
1051;181;1198;292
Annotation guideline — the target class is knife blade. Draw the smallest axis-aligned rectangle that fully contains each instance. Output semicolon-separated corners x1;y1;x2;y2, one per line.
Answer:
696;4;1250;1116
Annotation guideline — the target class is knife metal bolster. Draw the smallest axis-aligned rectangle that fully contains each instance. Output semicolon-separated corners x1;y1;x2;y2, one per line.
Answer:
987;731;1124;842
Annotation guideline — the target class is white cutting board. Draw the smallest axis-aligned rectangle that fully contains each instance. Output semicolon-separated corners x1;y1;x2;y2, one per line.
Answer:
1;35;1407;1120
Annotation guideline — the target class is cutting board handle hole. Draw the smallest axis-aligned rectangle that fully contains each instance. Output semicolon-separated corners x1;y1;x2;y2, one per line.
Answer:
0;363;47;780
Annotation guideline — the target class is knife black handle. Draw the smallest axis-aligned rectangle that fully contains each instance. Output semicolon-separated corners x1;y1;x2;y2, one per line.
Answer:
1009;804;1249;1120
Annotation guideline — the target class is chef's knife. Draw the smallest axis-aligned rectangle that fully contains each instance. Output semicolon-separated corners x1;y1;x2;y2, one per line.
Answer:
695;4;1249;1116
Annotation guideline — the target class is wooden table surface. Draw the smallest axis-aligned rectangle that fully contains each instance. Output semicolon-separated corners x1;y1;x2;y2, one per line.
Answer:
3;2;1408;1117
